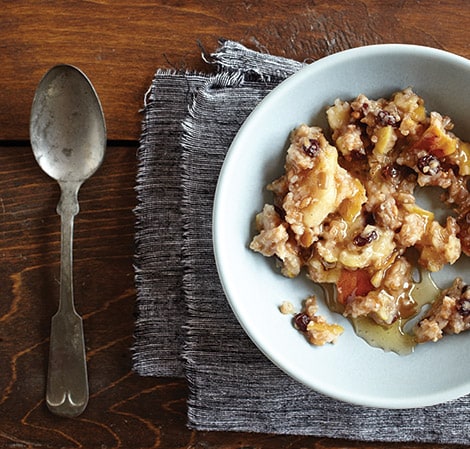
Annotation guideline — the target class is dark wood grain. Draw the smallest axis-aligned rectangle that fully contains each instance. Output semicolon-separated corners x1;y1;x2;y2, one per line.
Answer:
0;0;468;141
1;0;470;447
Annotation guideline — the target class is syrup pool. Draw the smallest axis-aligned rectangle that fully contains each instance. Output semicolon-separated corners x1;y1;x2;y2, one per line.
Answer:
323;271;441;355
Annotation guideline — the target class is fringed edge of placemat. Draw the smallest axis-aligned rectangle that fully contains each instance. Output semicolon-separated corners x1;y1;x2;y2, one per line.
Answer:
133;69;211;377
209;39;305;80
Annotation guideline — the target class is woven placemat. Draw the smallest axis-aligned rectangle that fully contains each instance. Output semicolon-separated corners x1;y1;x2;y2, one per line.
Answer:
133;40;470;444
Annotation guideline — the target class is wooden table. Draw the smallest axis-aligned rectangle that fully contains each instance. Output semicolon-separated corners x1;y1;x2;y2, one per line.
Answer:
0;1;467;447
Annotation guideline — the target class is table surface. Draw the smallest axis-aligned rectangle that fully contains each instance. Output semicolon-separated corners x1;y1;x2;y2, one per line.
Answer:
0;1;468;448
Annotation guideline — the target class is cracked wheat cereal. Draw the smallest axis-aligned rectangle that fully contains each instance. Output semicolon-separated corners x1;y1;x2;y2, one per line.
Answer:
250;88;470;349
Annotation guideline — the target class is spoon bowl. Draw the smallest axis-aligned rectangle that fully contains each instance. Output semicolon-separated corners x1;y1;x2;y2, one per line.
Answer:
30;65;106;418
30;65;106;183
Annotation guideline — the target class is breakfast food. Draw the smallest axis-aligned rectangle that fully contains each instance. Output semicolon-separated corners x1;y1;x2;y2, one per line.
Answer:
250;88;470;349
280;298;344;345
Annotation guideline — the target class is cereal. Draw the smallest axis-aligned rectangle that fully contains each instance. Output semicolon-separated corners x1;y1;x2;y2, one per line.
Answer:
294;296;344;345
279;301;296;315
415;278;470;342
250;88;470;348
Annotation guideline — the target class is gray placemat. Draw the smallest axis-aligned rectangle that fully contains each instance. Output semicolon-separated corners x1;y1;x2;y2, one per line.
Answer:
134;70;208;377
133;40;470;444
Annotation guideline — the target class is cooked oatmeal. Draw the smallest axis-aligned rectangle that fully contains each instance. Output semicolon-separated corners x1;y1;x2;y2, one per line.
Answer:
250;88;470;348
279;297;344;345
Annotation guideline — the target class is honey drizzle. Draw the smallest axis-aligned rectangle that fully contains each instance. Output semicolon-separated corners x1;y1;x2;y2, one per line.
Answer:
322;271;441;355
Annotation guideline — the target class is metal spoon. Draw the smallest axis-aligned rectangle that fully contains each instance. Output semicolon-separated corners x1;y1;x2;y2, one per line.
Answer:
30;65;106;417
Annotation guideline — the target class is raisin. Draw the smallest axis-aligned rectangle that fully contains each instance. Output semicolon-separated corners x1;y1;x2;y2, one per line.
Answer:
376;110;399;127
417;154;440;176
382;164;400;180
353;230;378;247
294;312;311;332
303;139;320;157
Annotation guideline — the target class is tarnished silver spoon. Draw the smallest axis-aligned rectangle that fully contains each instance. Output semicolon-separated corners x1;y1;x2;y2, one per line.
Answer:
30;65;106;417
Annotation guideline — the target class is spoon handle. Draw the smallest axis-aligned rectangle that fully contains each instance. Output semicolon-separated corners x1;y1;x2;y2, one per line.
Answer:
46;182;88;418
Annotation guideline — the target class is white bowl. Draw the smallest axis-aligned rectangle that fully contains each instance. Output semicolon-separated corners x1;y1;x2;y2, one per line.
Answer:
213;44;470;408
